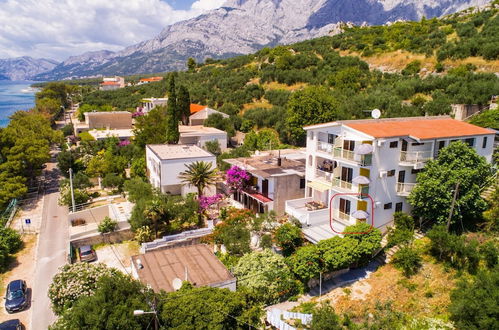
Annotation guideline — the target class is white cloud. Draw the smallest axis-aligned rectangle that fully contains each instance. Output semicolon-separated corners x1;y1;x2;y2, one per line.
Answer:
0;0;225;61
191;0;226;11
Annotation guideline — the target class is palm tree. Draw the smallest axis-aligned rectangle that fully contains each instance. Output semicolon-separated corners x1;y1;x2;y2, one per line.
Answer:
179;161;219;197
143;199;165;238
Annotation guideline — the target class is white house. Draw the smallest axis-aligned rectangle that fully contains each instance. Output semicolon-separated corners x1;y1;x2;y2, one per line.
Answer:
189;107;229;126
146;144;217;196
100;76;125;91
285;116;495;243
139;98;168;114
179;125;228;151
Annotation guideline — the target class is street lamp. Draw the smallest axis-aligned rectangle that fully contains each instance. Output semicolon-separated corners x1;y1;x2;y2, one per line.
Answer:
133;310;158;330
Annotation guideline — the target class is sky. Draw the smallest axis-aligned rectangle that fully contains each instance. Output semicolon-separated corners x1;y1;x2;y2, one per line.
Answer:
0;0;226;61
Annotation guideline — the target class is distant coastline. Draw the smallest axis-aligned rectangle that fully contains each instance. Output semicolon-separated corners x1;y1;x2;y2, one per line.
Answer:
0;80;37;127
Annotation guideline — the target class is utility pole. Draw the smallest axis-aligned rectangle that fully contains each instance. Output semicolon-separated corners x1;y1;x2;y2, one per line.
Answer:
69;168;76;212
446;181;460;231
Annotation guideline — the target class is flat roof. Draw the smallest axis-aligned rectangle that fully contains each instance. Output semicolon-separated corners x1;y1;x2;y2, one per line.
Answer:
131;244;235;292
224;149;306;178
85;111;131;116
179;125;226;137
305;116;494;140
88;129;134;139
147;144;214;160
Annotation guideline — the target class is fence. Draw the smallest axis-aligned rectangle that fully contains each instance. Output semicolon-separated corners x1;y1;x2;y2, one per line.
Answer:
266;309;312;330
0;199;18;227
140;228;214;253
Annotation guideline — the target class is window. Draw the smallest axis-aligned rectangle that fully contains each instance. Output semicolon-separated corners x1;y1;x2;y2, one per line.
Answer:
341;167;353;182
464;138;475;147
411;142;424;146
387;170;396;177
437;140;446;154
343;140;355;151
299;178;305;189
411;168;422;174
339;198;351;214
395;202;403;212
389;141;398;148
328;134;336;144
384;203;392;210
482;137;488;149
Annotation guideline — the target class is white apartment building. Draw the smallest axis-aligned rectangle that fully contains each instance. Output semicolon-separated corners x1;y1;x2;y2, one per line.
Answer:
139;98;168;113
146;144;217;196
285;116;495;243
179;125;228;151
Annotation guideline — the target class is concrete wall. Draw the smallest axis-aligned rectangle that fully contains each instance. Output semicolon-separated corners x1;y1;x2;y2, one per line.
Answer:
86;112;132;129
451;104;487;121
273;174;306;215
70;228;134;249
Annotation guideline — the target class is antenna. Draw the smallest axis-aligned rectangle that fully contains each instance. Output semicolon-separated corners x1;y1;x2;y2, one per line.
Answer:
371;109;381;119
172;278;182;291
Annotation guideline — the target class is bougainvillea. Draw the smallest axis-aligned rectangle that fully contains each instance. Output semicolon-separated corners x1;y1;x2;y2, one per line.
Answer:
132;111;145;118
48;262;119;315
226;166;250;192
199;194;224;211
118;139;131;147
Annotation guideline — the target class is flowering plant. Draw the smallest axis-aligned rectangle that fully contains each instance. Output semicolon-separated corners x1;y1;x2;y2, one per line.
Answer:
226;166;250;192
132;111;145;118
118;139;131;147
199;194;224;211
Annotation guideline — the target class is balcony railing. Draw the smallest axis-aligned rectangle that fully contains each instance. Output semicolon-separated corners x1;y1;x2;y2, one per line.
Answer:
332;177;353;190
317;141;333;154
334;211;355;225
315;169;334;183
396;182;416;196
333;147;356;162
400;151;433;164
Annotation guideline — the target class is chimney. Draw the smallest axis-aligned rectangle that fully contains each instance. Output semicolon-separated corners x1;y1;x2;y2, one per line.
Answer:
277;149;282;166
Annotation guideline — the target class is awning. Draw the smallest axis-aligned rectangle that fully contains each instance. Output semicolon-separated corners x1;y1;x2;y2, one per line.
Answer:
242;190;273;204
352;210;369;219
308;180;331;192
352;175;370;185
354;143;374;155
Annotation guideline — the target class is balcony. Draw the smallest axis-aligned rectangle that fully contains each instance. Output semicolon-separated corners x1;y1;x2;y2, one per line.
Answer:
285;197;330;227
333;210;357;226
396;182;416;196
332;177;353;191
315;169;334;184
399;151;433;168
333;147;355;162
317;141;333;154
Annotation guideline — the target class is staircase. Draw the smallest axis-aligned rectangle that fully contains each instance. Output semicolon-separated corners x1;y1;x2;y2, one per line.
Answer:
480;171;498;201
378;230;425;264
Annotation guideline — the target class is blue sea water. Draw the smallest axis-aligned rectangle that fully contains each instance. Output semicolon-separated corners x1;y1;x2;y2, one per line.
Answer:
0;80;37;127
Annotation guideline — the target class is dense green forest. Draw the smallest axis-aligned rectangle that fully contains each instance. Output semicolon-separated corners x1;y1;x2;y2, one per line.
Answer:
331;2;499;60
78;3;499;145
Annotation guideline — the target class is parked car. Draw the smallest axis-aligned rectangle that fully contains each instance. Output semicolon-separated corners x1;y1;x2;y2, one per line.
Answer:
4;280;28;313
79;245;97;262
0;319;23;330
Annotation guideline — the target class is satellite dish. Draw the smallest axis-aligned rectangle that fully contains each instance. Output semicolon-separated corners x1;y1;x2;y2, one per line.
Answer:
172;278;183;291
371;109;381;119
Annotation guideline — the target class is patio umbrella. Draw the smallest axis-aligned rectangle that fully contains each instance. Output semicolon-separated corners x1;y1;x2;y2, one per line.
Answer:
354;143;374;155
352;175;370;185
352;210;369;219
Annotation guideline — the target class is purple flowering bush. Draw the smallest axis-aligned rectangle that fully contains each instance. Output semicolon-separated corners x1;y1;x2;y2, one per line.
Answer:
118;139;131;147
199;194;224;220
226;166;250;192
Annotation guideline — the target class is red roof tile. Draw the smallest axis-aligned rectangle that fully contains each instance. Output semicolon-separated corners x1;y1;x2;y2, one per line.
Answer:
346;118;493;140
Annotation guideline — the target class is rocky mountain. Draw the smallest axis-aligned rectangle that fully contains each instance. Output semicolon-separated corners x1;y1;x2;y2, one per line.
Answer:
35;0;490;81
0;56;59;81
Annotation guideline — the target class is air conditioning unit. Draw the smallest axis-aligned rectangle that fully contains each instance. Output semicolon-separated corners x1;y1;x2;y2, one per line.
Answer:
379;170;388;178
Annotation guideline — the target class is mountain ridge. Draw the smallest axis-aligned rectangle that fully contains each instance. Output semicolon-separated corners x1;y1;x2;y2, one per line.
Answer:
29;0;492;80
0;56;59;81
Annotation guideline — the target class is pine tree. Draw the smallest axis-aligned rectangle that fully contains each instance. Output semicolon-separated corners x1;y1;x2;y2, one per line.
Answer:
178;85;191;125
165;74;179;144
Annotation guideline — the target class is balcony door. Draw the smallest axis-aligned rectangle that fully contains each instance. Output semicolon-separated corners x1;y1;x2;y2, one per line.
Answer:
339;198;351;215
398;170;405;183
402;139;408;152
262;179;269;196
341;167;353;183
343;140;355;151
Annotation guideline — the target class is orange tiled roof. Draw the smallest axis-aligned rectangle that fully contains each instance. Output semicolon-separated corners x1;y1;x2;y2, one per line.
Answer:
100;81;120;86
139;77;163;82
346;118;494;140
190;103;206;114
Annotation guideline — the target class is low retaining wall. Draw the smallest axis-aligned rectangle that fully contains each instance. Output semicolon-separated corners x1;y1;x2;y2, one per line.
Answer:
140;228;213;253
70;228;134;249
307;268;350;288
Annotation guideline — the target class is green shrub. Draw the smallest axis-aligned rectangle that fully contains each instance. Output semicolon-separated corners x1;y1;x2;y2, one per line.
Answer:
97;216;118;234
480;241;499;269
259;234;272;249
287;245;322;282
274;222;303;256
317;236;359;271
0;228;22;254
392;246;422;277
134;226;153;243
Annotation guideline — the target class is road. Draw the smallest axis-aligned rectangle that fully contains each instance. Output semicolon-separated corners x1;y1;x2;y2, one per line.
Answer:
30;149;68;330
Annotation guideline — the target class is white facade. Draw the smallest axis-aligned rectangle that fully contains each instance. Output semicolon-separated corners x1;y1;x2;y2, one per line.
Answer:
189;107;229;126
179;125;228;151
146;144;217;196
286;117;495;243
140;98;168;113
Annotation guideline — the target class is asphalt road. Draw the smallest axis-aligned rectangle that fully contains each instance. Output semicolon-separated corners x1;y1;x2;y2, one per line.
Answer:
30;149;68;330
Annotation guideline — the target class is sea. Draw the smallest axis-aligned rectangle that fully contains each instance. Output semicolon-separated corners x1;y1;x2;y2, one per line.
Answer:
0;80;37;127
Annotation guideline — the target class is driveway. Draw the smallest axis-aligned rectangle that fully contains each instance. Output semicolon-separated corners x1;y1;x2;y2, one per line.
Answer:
30;149;68;330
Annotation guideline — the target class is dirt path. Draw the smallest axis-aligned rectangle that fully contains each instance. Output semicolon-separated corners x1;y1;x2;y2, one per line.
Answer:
0;234;37;327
